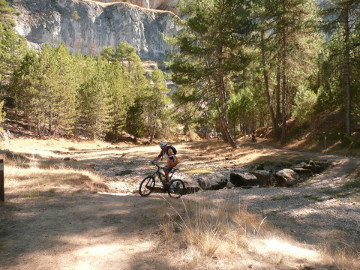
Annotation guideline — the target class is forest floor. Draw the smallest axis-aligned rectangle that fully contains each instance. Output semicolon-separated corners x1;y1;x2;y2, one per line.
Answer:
0;137;359;270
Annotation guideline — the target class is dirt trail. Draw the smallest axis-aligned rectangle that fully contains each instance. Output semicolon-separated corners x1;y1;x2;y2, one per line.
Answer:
1;138;359;269
1;191;172;270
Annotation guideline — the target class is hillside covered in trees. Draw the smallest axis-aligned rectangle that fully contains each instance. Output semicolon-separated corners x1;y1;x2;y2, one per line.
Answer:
1;0;360;149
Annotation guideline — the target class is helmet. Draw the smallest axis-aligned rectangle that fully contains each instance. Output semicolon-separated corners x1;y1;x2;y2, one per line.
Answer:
159;141;168;147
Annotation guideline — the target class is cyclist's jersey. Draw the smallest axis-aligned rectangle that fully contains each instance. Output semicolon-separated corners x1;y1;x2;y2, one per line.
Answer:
158;146;179;168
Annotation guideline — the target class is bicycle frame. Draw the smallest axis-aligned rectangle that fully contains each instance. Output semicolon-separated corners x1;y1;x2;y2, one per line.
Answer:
151;162;178;185
139;162;185;198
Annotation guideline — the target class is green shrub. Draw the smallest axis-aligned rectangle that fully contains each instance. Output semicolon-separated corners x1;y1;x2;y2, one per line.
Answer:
292;86;317;123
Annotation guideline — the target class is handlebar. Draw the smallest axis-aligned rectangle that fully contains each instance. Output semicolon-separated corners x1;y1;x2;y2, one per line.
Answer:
150;160;179;172
150;160;161;169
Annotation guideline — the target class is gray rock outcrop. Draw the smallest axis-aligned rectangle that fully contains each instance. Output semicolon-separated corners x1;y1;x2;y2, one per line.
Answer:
197;171;228;190
274;169;300;187
230;172;259;187
9;0;179;60
189;160;332;191
98;0;178;11
250;170;273;187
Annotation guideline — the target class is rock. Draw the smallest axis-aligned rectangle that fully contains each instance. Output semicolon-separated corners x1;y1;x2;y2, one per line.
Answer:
292;167;313;176
274;169;300;187
10;0;179;60
197;172;228;190
303;161;331;174
230;172;259;187
176;172;199;188
250;170;273;187
99;0;179;11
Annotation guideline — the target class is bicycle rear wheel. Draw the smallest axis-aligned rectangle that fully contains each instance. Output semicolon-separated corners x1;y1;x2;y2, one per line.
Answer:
139;176;155;197
167;179;185;198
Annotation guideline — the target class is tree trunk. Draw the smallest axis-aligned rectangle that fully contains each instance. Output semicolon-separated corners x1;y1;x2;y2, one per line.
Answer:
149;100;158;143
280;27;287;145
276;63;281;127
260;30;277;132
216;47;237;148
281;72;287;145
343;6;352;137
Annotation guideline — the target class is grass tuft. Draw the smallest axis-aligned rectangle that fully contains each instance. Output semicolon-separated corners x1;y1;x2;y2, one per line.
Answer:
161;198;268;268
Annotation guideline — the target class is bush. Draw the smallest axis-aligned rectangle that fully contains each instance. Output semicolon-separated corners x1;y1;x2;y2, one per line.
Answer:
292;86;317;123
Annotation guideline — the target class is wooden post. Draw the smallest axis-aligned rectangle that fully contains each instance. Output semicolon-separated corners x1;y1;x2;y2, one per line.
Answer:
0;159;4;202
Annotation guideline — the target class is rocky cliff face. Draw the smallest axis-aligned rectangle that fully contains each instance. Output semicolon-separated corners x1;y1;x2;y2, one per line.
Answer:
98;0;178;11
9;0;179;60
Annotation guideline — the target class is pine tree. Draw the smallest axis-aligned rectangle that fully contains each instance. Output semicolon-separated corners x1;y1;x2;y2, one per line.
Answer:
48;43;77;135
76;57;110;139
169;0;254;148
100;42;149;140
10;44;78;135
147;69;172;142
106;60;133;138
322;0;360;137
253;0;322;143
0;0;28;92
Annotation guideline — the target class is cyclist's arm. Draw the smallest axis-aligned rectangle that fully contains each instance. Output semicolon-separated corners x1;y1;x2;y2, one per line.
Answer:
154;150;163;161
167;148;175;161
167;149;179;167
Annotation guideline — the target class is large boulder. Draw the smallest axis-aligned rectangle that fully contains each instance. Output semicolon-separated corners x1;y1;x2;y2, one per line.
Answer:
249;170;273;187
197;172;228;190
230;172;259;187
274;169;300;187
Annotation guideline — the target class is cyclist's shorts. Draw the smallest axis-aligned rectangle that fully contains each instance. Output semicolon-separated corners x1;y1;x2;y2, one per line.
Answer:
163;166;174;172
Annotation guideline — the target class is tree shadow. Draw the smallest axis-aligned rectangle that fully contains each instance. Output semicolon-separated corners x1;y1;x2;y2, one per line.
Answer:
0;189;176;269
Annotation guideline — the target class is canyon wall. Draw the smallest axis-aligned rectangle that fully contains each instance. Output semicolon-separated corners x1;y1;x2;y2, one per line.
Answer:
97;0;178;11
9;0;180;60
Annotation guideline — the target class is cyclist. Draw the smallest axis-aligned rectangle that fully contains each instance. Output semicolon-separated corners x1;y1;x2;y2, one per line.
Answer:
251;130;257;142
153;141;179;182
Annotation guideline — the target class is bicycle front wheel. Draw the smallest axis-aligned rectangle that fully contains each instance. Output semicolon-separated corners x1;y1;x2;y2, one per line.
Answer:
139;176;155;197
167;179;185;198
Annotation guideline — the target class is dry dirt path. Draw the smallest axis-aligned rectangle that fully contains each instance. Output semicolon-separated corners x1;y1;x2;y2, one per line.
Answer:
1;138;359;269
1;191;174;270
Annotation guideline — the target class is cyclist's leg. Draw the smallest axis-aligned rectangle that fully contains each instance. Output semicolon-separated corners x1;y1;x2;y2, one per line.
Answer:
164;157;179;181
163;166;171;181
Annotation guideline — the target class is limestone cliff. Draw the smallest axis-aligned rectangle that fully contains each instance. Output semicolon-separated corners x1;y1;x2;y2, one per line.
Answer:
98;0;178;11
9;0;179;60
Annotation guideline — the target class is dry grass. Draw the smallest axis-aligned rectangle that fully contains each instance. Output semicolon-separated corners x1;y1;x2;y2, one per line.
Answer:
159;196;360;270
322;245;360;270
1;138;112;195
2;137;111;153
160;199;289;269
5;165;110;195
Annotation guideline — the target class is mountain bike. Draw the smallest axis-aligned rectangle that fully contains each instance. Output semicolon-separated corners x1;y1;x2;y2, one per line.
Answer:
139;161;185;198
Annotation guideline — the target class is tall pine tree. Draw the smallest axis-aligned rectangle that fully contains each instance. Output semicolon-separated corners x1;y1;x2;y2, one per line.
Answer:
322;0;360;137
170;0;253;148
